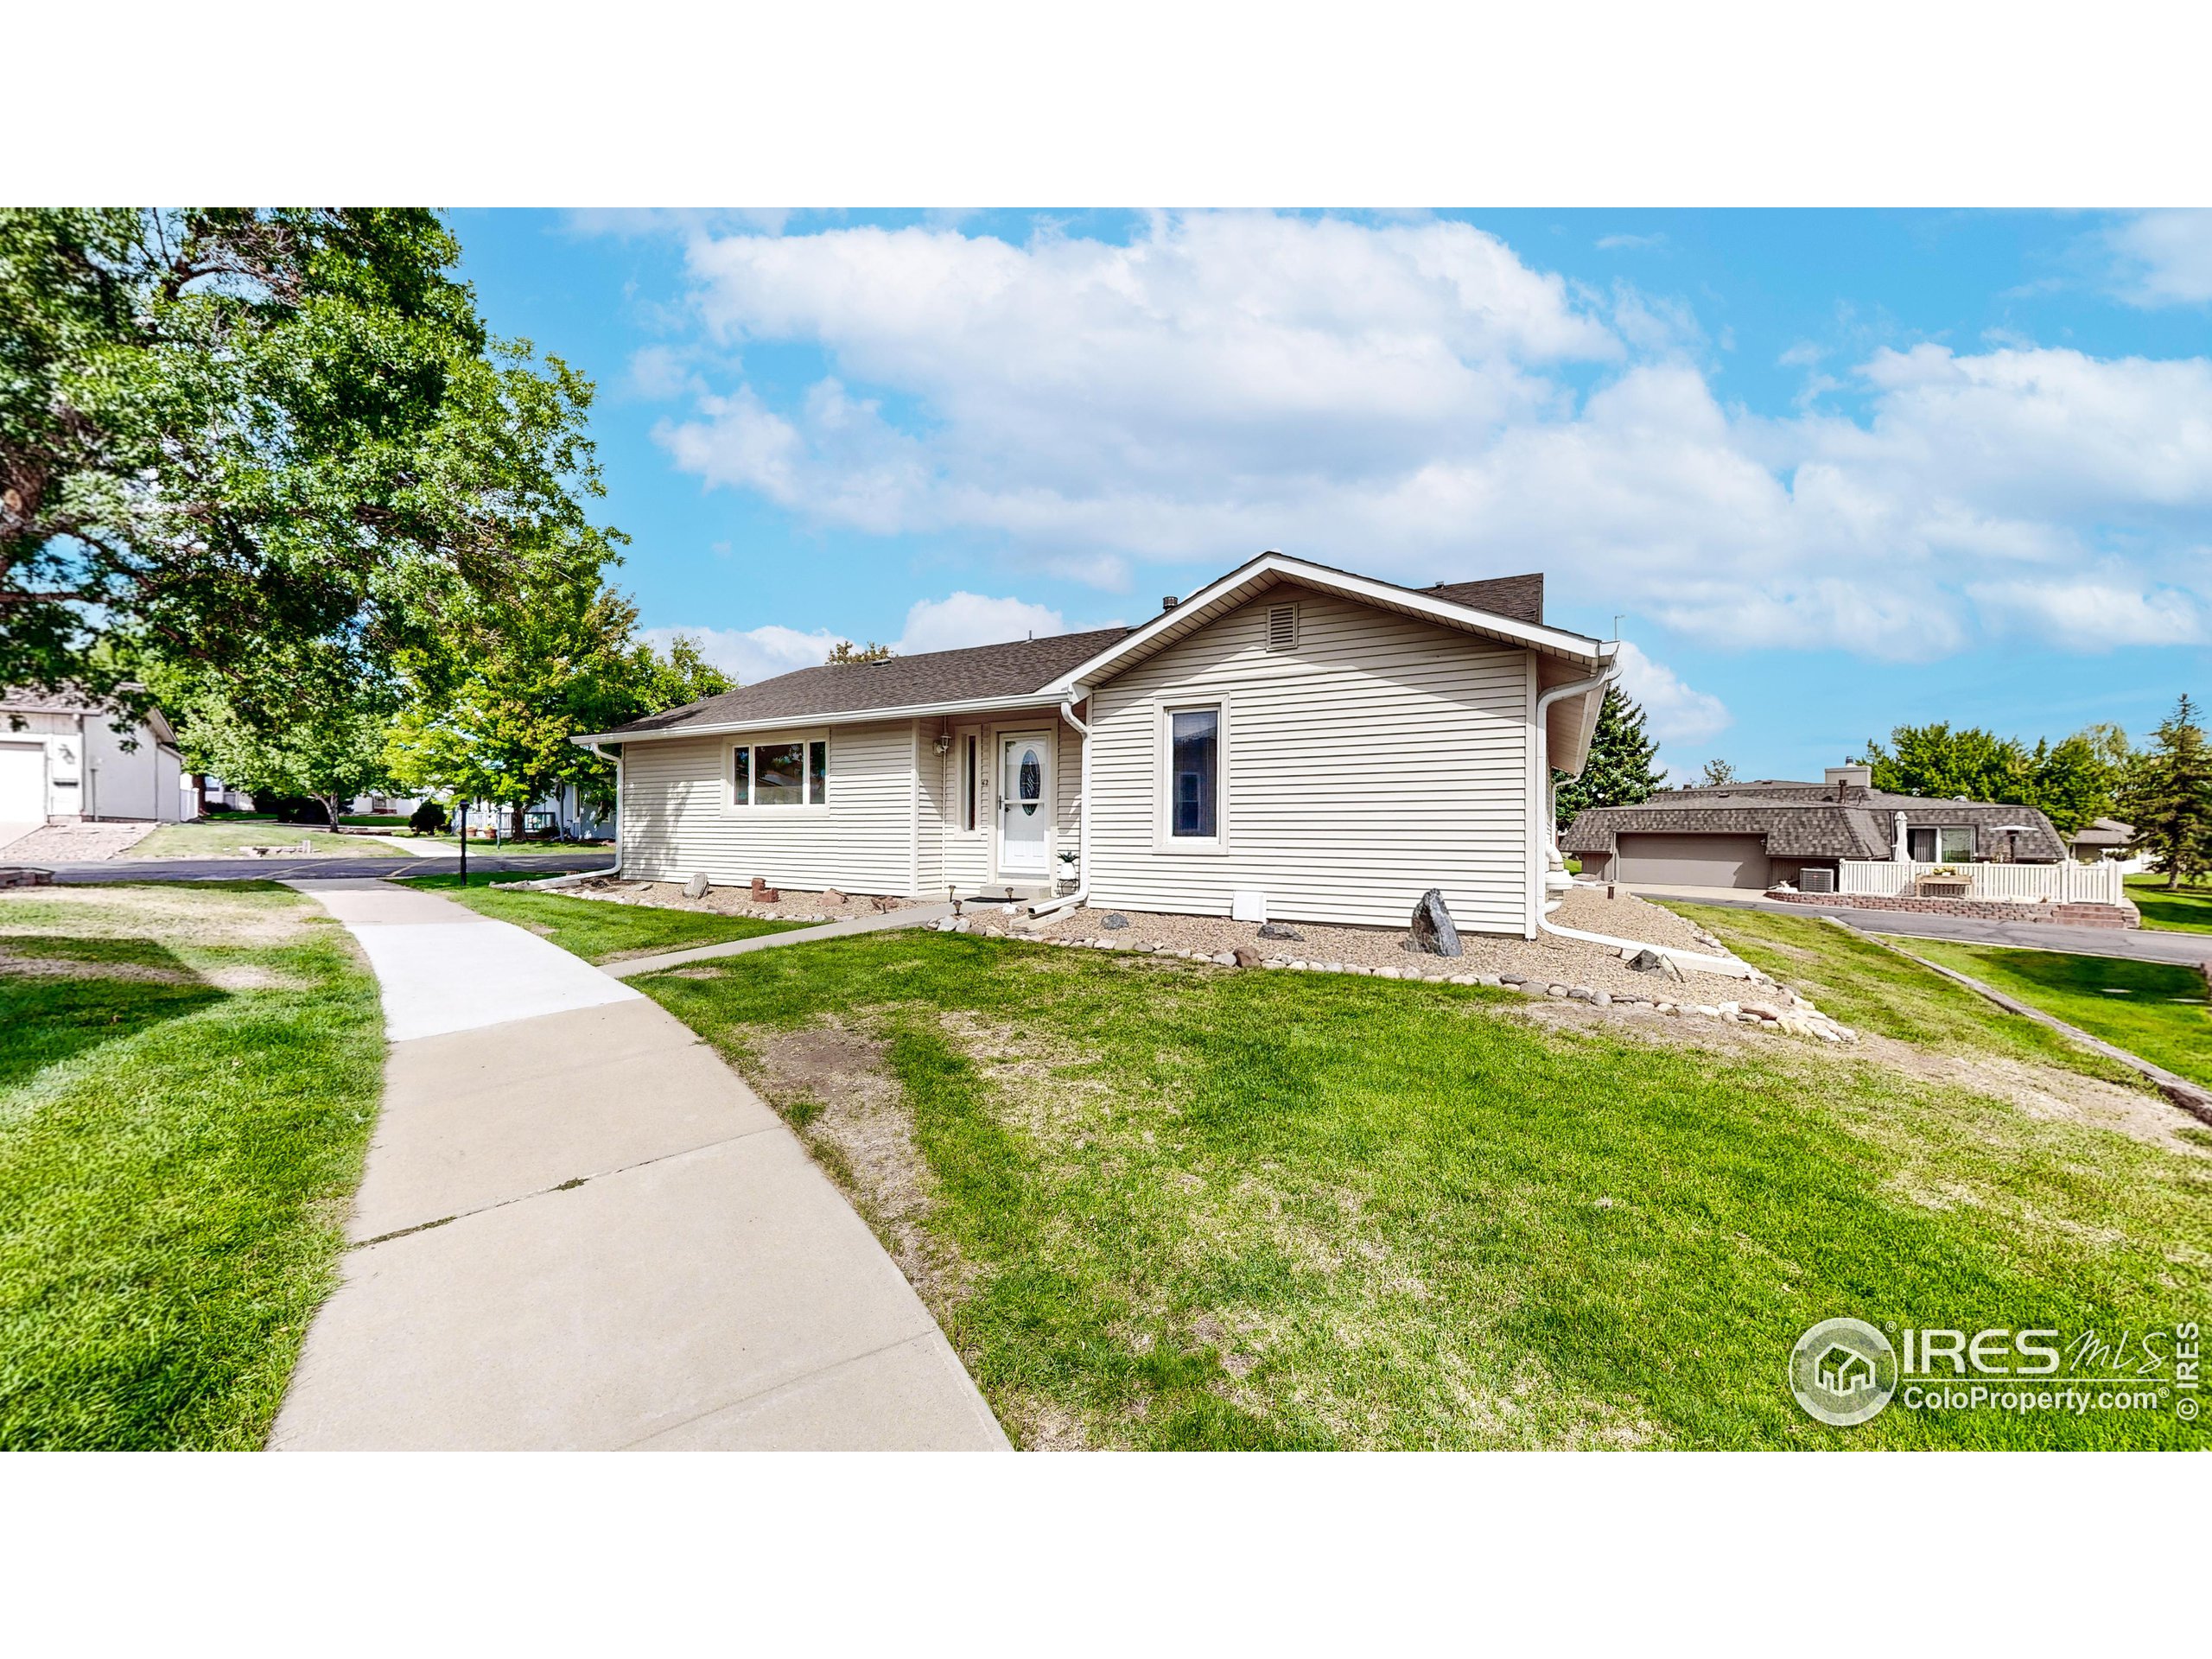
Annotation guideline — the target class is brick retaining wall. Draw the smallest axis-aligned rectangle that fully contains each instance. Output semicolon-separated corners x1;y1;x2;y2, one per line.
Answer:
1764;891;2139;929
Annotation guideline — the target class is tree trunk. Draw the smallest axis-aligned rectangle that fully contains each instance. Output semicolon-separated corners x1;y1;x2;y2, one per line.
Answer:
511;800;526;838
321;792;343;830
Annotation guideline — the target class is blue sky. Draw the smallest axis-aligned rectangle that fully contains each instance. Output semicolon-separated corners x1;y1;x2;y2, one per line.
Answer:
450;209;2211;780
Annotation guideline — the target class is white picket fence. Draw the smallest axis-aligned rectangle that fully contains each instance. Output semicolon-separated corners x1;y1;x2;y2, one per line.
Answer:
1838;860;2125;905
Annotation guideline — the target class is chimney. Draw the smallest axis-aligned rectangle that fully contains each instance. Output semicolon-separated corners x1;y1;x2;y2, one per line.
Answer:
1161;595;1179;610
1825;763;1872;802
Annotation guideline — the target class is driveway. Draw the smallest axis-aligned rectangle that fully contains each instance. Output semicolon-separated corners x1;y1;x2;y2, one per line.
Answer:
1630;885;2212;968
0;821;37;857
270;878;1006;1451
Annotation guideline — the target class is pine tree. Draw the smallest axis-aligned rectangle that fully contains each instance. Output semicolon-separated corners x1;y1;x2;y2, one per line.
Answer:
1554;687;1663;829
2118;695;2211;890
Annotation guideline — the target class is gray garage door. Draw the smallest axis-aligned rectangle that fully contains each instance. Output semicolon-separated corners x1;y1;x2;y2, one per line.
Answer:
1615;832;1771;890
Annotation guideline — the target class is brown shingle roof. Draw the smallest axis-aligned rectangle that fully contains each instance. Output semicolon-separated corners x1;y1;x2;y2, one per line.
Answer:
594;563;1559;740
601;626;1135;736
1561;782;2068;862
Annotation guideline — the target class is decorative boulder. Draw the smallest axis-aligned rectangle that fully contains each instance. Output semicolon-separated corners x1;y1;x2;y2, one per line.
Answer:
1407;888;1462;957
1257;922;1304;942
748;876;781;902
822;887;847;906
683;872;711;899
1231;945;1262;968
1104;912;1130;929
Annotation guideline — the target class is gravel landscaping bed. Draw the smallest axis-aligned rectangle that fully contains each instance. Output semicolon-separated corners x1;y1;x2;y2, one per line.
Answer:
931;888;1858;1043
529;874;915;925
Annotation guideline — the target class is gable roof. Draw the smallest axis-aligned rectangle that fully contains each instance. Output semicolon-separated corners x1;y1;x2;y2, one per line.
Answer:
1560;782;2068;862
579;553;1604;744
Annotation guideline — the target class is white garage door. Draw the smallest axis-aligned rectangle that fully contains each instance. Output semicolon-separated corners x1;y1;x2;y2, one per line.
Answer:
0;741;46;823
1616;832;1772;890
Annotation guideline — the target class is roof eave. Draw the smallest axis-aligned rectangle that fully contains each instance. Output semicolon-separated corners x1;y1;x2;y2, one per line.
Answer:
570;688;1078;747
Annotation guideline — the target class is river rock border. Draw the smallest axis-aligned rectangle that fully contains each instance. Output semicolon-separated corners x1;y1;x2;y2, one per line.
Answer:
927;915;1859;1044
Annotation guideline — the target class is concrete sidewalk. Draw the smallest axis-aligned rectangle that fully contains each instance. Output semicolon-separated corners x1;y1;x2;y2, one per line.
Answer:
271;880;1007;1451
604;900;955;979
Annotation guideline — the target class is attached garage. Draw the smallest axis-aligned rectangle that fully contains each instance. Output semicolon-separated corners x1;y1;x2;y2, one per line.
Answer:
0;741;46;825
1613;831;1770;890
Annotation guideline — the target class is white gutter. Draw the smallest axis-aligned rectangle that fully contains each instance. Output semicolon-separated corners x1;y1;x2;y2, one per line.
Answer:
1026;695;1091;919
1531;664;1757;981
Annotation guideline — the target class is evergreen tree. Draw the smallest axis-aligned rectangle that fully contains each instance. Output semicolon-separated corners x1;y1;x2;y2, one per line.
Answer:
2118;695;2210;890
1554;687;1663;829
1696;758;1738;787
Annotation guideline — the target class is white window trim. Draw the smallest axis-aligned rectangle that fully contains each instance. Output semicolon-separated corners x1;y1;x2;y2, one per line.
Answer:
721;728;832;815
1153;696;1230;855
1907;824;1977;862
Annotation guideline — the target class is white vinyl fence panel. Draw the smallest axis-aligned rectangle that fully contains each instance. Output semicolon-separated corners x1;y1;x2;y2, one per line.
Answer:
1839;860;2124;904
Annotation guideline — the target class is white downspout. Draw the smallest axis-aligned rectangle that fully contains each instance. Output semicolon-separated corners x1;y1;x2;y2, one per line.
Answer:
1027;695;1090;919
1532;660;1757;981
588;741;622;876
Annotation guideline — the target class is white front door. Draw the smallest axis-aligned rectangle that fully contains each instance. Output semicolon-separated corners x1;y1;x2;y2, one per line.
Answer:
996;731;1052;880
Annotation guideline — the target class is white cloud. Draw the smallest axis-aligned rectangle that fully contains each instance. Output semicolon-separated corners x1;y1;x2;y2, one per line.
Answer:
635;213;2212;659
895;592;1070;654
639;622;838;685
2107;210;2212;307
1612;641;1732;744
1965;577;2206;650
1596;232;1666;251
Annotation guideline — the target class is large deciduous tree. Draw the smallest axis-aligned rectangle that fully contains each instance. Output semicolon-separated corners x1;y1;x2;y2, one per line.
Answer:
386;584;732;835
0;208;615;711
1554;687;1663;829
2118;695;2210;889
1856;720;2125;833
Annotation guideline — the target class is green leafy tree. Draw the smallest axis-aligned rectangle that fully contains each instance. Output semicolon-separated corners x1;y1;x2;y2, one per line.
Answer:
1554;687;1663;829
154;645;396;830
2022;732;2121;836
1856;722;2031;804
2117;695;2210;890
0;208;615;711
1695;758;1737;787
826;639;895;664
388;583;728;834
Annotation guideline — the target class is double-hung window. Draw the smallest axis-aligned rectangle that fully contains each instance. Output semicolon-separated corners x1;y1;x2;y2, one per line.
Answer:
732;735;830;807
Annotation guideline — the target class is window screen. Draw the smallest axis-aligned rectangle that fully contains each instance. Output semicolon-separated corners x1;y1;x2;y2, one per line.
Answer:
809;740;829;804
733;744;751;805
1170;709;1219;838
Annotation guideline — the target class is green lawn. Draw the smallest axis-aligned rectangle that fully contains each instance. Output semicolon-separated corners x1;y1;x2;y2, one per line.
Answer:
128;820;408;860
1900;943;2212;1091
1662;902;2146;1086
2126;875;2212;936
633;925;2211;1450
408;834;602;856
0;882;385;1449
415;876;810;963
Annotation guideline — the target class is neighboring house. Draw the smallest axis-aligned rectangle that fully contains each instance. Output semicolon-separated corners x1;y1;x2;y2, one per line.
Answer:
2066;817;2134;862
575;553;1617;932
1;687;187;830
1562;765;2068;891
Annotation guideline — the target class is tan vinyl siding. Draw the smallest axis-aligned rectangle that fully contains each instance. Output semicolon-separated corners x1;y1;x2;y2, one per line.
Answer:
619;720;918;894
1085;591;1533;931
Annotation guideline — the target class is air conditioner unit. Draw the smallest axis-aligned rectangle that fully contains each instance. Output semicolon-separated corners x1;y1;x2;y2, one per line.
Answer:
1799;868;1836;893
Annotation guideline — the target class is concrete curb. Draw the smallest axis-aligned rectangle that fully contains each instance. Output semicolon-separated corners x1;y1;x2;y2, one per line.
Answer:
1869;935;2212;1126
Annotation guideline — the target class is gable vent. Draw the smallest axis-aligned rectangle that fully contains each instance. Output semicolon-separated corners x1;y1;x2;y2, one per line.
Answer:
1266;602;1299;651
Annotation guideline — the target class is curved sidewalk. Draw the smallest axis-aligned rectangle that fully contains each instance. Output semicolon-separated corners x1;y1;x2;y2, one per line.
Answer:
271;880;1006;1451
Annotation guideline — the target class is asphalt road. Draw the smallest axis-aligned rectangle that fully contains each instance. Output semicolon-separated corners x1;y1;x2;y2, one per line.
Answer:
36;853;617;885
1641;889;2212;968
